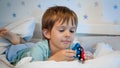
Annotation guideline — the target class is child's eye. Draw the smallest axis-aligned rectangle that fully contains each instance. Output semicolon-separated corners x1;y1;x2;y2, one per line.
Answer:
59;29;64;32
70;29;75;33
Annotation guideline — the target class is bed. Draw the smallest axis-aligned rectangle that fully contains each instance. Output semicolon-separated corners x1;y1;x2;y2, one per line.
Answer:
0;17;120;68
14;42;120;68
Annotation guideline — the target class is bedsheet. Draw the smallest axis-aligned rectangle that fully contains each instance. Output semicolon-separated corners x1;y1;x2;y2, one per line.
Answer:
0;55;14;68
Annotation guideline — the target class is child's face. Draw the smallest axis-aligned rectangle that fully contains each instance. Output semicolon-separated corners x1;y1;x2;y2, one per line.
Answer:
48;20;76;50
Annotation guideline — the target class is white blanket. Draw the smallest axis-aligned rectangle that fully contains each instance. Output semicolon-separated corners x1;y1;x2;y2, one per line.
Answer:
15;51;120;68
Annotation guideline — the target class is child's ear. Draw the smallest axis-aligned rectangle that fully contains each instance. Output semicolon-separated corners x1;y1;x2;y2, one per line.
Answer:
42;29;50;39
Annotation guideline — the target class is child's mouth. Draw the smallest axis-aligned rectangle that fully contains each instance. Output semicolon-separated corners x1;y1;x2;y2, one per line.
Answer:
62;40;71;44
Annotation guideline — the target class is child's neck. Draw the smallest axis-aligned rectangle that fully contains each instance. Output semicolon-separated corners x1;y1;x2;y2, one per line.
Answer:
49;45;60;56
50;47;60;56
48;40;61;56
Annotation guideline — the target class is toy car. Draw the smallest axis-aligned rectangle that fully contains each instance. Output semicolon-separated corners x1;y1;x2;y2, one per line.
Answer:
72;43;85;63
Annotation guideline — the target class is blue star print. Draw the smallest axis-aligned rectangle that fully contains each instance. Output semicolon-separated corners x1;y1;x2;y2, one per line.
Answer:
83;15;88;19
113;5;118;10
12;13;16;17
38;4;41;8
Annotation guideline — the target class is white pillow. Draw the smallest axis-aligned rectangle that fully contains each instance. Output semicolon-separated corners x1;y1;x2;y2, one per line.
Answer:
86;51;120;68
0;37;10;46
0;37;11;54
93;42;114;58
5;17;35;41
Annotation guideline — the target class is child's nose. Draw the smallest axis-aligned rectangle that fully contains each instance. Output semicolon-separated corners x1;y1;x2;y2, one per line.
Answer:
64;30;70;37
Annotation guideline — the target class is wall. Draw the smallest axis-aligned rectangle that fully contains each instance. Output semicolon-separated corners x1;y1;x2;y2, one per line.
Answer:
0;0;120;35
0;0;120;50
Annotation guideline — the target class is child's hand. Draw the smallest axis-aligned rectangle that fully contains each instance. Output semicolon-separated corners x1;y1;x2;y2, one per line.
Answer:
48;49;76;61
84;51;94;60
0;28;7;37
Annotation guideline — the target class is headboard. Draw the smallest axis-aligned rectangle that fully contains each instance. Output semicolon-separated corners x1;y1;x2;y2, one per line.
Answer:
74;34;120;53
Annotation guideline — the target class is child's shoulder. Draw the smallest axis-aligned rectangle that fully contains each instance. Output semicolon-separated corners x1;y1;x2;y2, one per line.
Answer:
33;40;49;50
36;40;48;45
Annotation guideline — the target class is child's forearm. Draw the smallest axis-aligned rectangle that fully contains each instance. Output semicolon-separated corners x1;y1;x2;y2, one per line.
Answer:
7;32;21;45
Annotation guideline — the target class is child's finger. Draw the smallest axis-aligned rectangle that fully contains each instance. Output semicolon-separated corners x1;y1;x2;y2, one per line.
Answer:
66;49;76;53
66;53;76;57
65;56;74;61
65;50;76;57
0;28;7;32
0;29;8;37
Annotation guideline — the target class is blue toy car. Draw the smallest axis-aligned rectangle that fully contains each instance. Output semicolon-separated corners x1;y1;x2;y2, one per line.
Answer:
72;43;85;62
